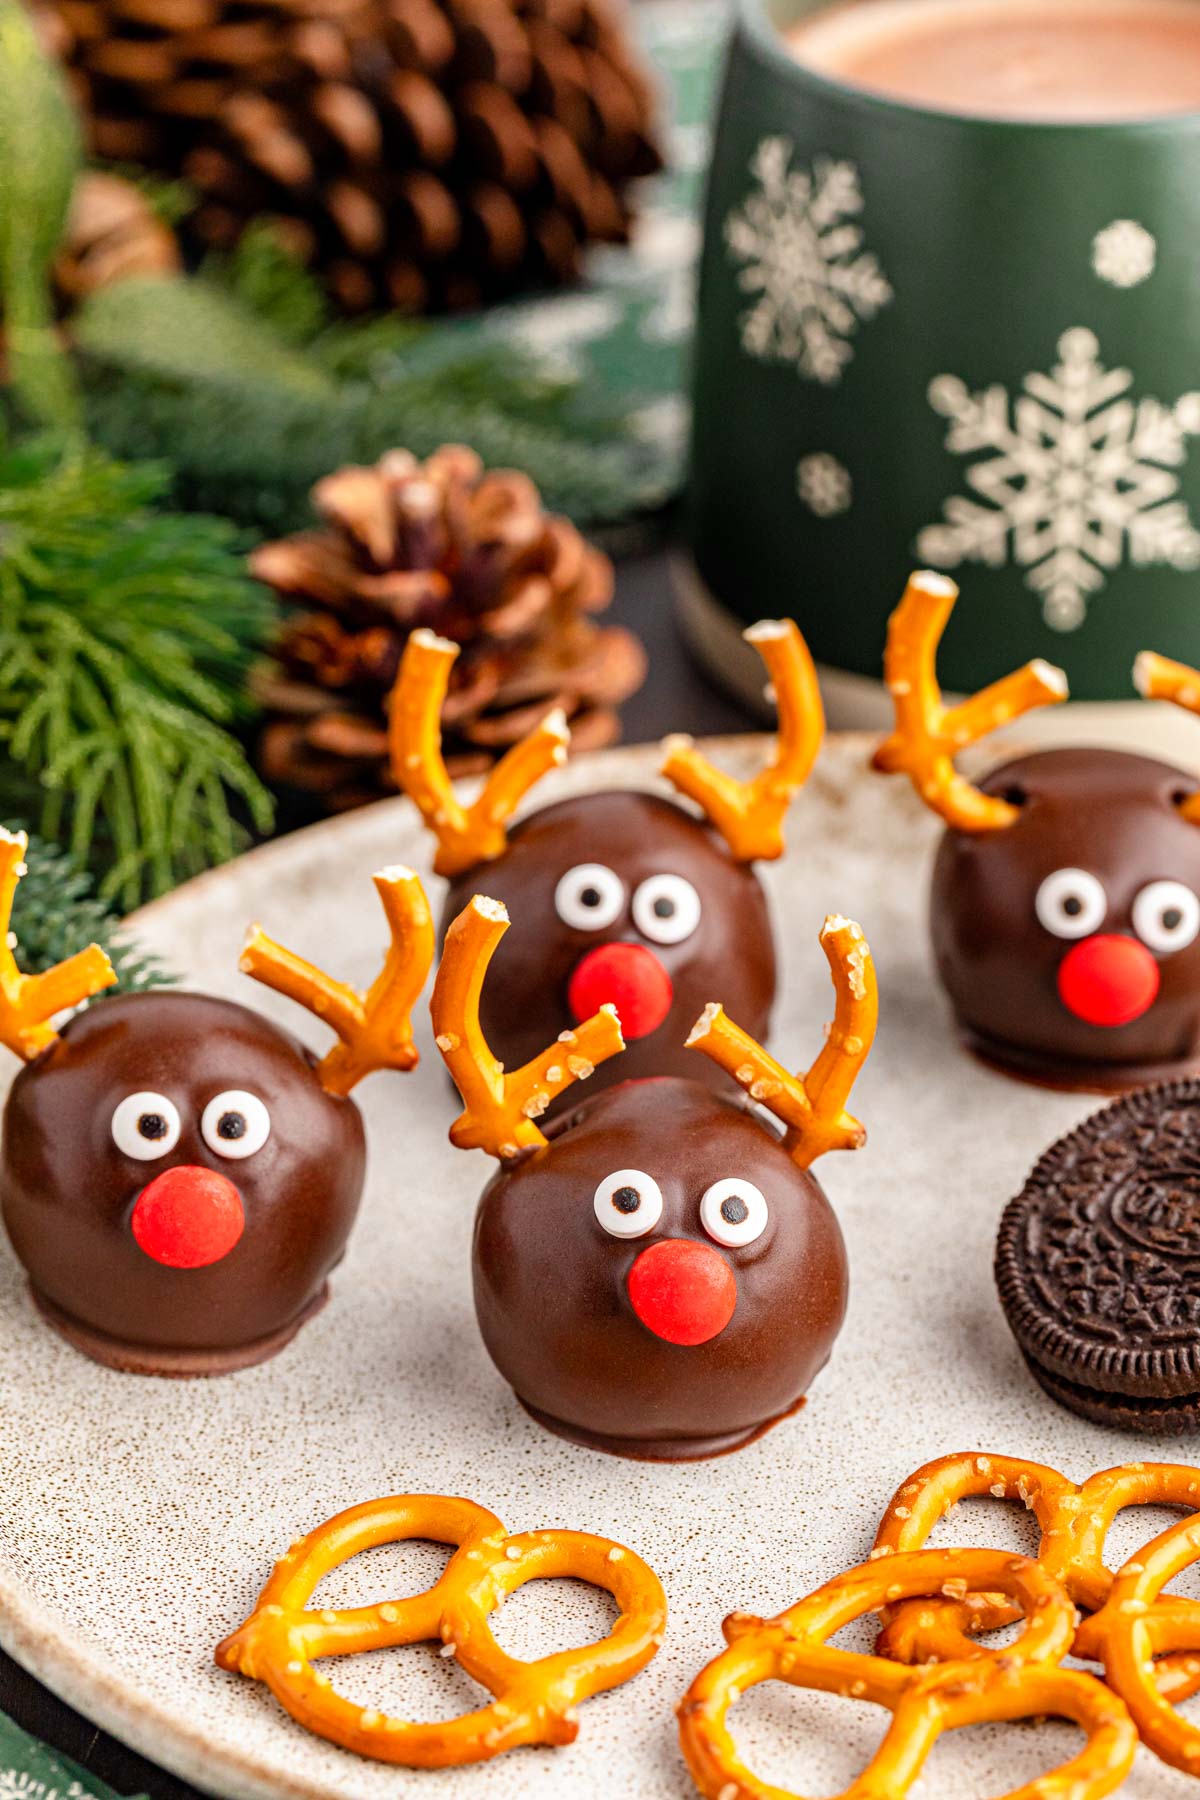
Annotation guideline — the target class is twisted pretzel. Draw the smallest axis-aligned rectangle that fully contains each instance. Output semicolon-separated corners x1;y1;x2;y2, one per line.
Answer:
216;1494;667;1768
873;1452;1200;1702
678;1547;1135;1800
1085;1514;1200;1774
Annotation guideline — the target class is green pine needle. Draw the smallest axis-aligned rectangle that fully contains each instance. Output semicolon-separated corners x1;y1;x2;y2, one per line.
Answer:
0;436;276;907
72;270;671;534
9;831;172;993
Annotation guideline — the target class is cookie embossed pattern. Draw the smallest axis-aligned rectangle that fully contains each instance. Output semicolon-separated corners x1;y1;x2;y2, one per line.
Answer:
997;1081;1200;1429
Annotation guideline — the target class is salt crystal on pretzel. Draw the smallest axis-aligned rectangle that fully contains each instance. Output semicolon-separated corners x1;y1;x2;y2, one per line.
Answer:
216;1493;666;1767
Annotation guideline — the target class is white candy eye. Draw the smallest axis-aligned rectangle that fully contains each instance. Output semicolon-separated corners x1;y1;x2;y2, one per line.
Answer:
632;873;702;946
201;1090;272;1160
111;1091;181;1161
700;1177;769;1248
555;863;624;932
1034;868;1107;940
1132;880;1200;954
593;1168;663;1239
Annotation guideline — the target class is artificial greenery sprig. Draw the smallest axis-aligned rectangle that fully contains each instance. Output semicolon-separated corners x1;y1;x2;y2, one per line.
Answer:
0;436;275;906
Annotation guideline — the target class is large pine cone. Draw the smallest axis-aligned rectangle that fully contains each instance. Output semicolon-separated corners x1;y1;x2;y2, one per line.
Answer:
44;0;662;313
252;444;646;808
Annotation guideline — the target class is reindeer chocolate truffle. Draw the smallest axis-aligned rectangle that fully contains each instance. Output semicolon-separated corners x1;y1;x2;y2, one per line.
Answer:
431;895;876;1460
0;835;433;1374
874;572;1200;1091
390;619;822;1103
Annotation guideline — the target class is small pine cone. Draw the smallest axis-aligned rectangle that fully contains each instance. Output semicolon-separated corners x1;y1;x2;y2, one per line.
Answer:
54;171;181;302
252;443;646;808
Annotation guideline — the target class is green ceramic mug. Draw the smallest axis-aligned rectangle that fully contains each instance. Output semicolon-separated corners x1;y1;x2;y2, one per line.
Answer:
688;0;1200;704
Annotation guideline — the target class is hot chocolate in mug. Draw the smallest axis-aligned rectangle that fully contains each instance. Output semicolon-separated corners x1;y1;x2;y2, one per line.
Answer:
687;0;1200;708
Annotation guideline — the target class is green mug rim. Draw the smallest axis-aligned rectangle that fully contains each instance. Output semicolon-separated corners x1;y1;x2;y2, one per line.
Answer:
736;0;1200;134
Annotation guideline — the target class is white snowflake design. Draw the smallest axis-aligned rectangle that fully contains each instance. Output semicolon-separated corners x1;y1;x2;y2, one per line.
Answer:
723;137;893;384
0;1771;100;1800
1092;219;1157;289
797;453;852;517
917;327;1200;631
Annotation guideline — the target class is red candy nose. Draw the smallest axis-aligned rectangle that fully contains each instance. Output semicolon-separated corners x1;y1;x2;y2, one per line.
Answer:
1057;933;1161;1028
567;942;673;1040
626;1239;737;1346
130;1165;245;1269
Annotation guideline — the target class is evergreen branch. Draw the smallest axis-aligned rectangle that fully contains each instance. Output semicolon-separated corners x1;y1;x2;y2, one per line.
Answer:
8;830;172;994
70;272;673;534
0;435;276;905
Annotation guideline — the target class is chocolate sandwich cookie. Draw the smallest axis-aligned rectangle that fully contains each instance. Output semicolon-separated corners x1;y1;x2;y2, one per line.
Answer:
996;1079;1200;1432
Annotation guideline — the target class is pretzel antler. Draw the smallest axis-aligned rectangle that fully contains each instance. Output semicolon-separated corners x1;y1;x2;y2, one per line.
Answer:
1135;651;1200;823
432;895;625;1161
389;629;569;878
686;915;877;1170
661;619;823;862
872;572;1068;832
0;829;117;1060
241;866;434;1097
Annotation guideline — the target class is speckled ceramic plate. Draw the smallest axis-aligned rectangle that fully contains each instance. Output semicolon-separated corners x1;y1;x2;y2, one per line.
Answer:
2;735;1199;1799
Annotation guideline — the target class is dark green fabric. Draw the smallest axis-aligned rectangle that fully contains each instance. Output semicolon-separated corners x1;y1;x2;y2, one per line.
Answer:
0;1706;150;1800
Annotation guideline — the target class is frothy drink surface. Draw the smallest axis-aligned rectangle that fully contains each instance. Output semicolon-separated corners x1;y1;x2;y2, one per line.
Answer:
785;0;1200;120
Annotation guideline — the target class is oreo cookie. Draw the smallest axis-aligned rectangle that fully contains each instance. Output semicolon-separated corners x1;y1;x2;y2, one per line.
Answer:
996;1080;1200;1434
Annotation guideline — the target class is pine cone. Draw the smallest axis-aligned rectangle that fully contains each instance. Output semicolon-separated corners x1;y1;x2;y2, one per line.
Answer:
252;444;646;808
45;0;662;314
54;171;181;302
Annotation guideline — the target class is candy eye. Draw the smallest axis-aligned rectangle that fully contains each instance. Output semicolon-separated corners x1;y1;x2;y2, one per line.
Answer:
700;1177;769;1248
201;1090;271;1160
1034;868;1107;940
632;873;702;946
1132;880;1200;954
593;1168;663;1239
555;863;625;932
111;1091;181;1161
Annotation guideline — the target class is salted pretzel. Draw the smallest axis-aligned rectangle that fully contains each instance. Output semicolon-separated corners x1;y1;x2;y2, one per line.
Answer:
0;828;116;1059
872;571;1068;832
1084;1513;1200;1775
431;892;625;1160
873;1452;1200;1703
389;628;571;877
216;1493;666;1768
1134;649;1200;823
677;1546;1135;1800
240;864;434;1095
687;914;877;1168
391;617;823;877
661;617;824;862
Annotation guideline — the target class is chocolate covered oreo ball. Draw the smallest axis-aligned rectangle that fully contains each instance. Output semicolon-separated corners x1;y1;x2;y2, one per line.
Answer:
433;896;876;1460
391;621;823;1107
474;1077;849;1458
0;847;433;1374
934;748;1200;1088
442;791;774;1096
3;993;366;1375
875;571;1200;1092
